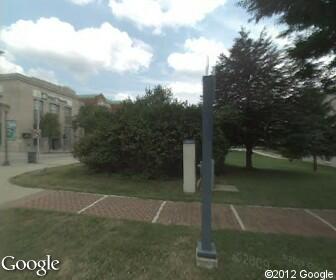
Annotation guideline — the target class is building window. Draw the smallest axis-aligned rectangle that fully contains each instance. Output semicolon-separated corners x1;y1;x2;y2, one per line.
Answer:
33;99;43;128
49;103;60;115
64;107;72;125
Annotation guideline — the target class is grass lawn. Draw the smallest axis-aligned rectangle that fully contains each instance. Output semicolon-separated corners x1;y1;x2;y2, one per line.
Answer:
0;208;335;280
11;151;336;209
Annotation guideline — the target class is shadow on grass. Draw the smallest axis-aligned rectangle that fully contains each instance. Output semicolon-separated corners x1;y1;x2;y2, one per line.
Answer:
221;164;311;179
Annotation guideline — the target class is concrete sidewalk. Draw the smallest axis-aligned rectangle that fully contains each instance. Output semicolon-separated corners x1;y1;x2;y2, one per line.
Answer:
6;190;336;239
0;153;78;206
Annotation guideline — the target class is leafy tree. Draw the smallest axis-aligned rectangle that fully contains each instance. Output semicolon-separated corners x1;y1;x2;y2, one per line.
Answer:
239;0;336;68
276;88;336;171
74;85;229;178
74;105;110;134
40;113;61;150
215;30;291;169
239;0;336;93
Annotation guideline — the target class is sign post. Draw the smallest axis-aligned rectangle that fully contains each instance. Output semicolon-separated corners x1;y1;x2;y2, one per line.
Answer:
3;109;10;166
196;73;218;268
36;106;40;162
196;75;218;268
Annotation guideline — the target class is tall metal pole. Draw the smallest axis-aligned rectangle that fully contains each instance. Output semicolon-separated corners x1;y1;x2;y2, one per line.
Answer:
36;102;40;162
3;109;10;166
196;74;217;267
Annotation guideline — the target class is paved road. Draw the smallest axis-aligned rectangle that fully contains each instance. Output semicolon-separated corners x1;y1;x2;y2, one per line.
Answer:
0;153;78;206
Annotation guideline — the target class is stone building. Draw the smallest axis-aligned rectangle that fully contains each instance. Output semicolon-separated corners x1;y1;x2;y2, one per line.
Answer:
79;93;122;112
0;73;83;153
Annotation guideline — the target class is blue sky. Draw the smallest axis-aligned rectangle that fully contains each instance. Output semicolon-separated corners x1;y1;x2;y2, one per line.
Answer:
0;0;287;103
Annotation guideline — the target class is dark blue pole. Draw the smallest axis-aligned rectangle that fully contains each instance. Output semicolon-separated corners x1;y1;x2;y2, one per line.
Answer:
196;75;217;260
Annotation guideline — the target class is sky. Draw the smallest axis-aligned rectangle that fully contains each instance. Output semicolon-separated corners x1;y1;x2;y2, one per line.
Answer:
0;0;289;104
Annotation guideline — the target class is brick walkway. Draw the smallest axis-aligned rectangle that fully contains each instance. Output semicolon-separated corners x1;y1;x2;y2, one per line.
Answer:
6;190;336;239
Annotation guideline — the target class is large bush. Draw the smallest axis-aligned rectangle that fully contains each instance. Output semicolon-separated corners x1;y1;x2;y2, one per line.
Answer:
73;104;110;135
74;86;229;177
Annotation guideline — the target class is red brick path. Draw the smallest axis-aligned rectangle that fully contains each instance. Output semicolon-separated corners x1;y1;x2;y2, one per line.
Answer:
7;190;336;239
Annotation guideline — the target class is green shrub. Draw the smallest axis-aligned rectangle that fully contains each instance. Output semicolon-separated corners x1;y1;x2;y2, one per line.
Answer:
74;85;229;178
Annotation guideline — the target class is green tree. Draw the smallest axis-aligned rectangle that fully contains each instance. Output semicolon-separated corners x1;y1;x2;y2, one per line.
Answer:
215;30;291;169
40;113;61;151
277;88;336;171
74;85;229;178
74;105;110;135
239;0;336;92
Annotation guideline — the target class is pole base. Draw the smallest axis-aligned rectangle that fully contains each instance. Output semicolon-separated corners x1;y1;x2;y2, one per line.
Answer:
196;241;218;269
2;160;10;166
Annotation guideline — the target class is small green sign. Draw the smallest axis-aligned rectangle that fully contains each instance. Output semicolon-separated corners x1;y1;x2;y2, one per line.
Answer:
7;120;16;140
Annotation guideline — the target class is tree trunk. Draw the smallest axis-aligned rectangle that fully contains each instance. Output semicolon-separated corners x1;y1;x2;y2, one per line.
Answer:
313;154;318;172
246;146;253;169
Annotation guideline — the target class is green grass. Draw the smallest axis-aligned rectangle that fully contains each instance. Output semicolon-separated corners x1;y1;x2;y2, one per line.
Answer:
11;151;336;209
0;209;335;280
214;152;336;209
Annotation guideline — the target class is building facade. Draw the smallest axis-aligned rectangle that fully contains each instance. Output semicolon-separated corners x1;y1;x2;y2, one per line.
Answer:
79;94;111;109
79;94;122;112
0;73;83;153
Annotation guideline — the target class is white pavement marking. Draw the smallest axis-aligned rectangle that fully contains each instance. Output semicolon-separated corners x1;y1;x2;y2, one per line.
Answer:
152;201;167;223
77;195;108;214
230;205;246;231
305;209;336;232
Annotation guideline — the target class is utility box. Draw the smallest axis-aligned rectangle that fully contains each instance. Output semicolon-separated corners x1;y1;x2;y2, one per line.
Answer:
183;140;196;193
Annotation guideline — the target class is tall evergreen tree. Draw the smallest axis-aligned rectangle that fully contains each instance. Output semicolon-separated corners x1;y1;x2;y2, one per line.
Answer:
239;0;336;92
239;0;336;67
215;30;291;169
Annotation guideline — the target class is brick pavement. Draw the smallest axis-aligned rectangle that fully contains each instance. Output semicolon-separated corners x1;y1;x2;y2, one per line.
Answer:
5;190;336;239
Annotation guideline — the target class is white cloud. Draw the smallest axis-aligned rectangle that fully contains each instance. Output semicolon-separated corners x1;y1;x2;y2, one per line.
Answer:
221;16;291;47
109;0;226;33
143;78;202;104
106;91;137;101
114;92;133;100
27;68;58;84
0;55;24;74
168;81;201;104
0;52;59;84
0;17;153;78
68;0;96;5
168;37;228;74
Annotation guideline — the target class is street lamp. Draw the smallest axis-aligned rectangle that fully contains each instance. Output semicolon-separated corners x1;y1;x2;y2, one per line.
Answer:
0;51;10;165
196;57;218;268
36;102;41;162
0;103;10;166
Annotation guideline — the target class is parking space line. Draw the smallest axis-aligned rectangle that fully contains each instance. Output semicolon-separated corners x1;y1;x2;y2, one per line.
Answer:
77;195;107;214
305;209;336;232
152;201;167;223
230;205;246;231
